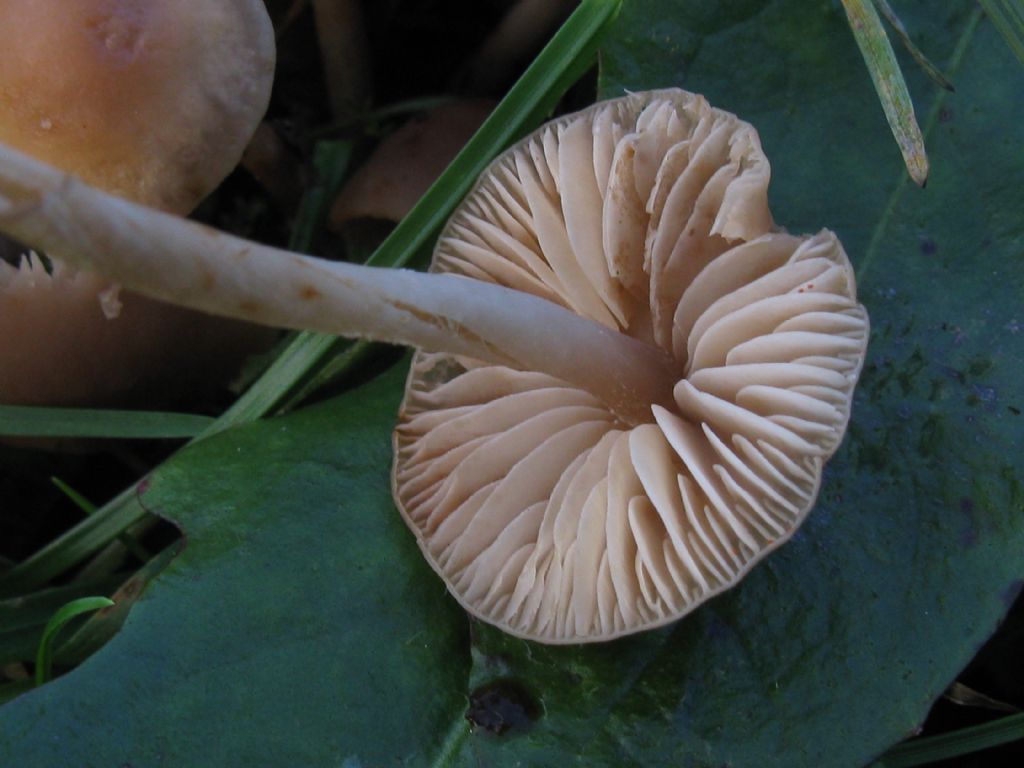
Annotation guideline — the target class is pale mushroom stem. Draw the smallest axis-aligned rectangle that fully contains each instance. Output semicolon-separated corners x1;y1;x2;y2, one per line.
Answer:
0;142;677;425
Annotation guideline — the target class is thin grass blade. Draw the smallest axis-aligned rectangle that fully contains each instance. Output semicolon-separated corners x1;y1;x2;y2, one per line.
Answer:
204;139;355;434
365;0;623;271
875;712;1024;766
945;681;1019;713
50;478;154;566
313;95;456;138
34;596;114;685
842;0;929;185
1;578;122;664
0;489;143;598
0;405;213;439
50;477;97;515
874;0;954;90
978;0;1024;65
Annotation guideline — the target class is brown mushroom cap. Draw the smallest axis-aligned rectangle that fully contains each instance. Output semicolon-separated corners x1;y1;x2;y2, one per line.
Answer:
0;256;272;406
0;0;276;406
0;0;275;211
393;89;869;643
330;100;496;229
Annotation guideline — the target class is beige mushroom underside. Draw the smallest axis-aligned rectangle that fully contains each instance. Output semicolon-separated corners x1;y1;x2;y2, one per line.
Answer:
393;90;868;643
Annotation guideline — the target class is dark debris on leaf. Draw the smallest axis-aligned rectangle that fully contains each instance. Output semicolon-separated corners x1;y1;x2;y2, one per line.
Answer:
466;679;542;736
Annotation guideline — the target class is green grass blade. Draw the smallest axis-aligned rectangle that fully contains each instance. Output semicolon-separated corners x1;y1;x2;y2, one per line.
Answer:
978;0;1024;65
289;140;355;253
203;140;355;434
366;0;622;271
0;489;143;598
0;405;213;439
50;477;97;515
50;478;154;566
0;0;623;595
874;0;955;90
34;596;114;685
1;578;123;664
270;0;625;405
842;0;929;185
876;712;1024;766
313;94;456;138
205;330;341;435
55;546;179;669
279;338;375;411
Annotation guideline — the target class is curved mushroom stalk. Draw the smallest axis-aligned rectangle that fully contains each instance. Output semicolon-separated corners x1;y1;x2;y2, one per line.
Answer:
0;140;677;425
0;89;869;644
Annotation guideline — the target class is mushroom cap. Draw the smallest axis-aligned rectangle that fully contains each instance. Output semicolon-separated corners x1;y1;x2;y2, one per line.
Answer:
393;89;869;643
330;100;496;228
0;256;273;406
0;0;275;212
0;0;276;407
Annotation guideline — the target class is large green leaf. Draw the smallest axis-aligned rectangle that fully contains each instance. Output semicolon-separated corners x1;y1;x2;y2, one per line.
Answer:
446;2;1023;766
0;365;470;765
1;2;1022;766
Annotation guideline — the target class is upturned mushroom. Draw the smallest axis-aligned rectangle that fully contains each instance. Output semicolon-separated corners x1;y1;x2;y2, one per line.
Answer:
0;0;275;405
0;89;869;643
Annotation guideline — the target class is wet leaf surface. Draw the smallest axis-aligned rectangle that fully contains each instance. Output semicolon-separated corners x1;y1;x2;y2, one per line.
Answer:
0;366;469;765
453;1;1024;765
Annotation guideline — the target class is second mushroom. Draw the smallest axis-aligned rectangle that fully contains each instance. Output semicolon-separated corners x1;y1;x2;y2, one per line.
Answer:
0;89;869;644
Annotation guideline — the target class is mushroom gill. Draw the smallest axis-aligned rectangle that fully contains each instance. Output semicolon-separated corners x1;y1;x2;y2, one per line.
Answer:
0;87;868;644
393;89;869;643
